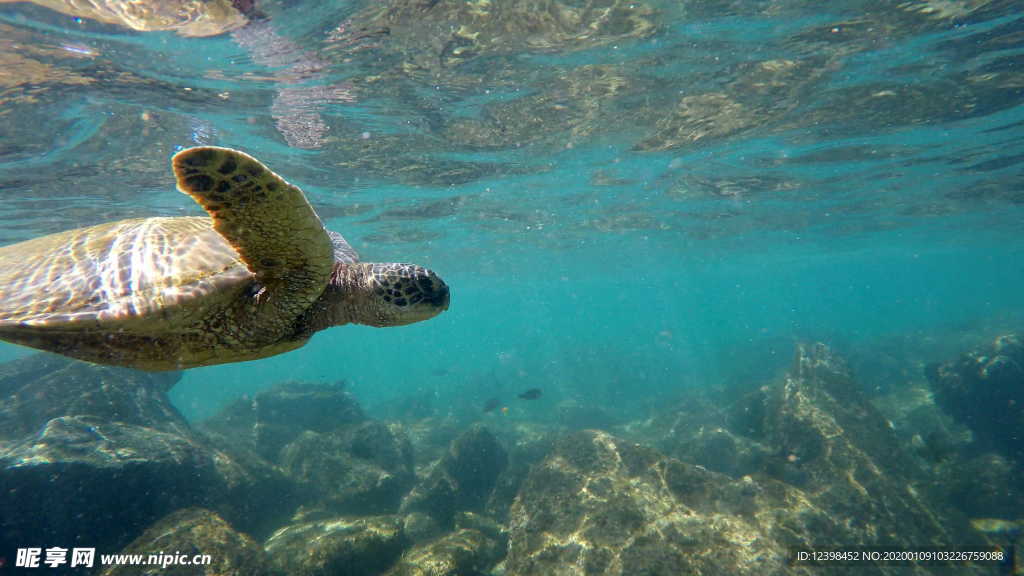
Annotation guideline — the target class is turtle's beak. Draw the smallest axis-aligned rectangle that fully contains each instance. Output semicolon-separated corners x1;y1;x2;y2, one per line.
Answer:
412;266;448;312
429;278;450;311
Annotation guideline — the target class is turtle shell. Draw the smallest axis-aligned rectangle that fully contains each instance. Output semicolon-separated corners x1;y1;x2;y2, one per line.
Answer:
0;216;253;331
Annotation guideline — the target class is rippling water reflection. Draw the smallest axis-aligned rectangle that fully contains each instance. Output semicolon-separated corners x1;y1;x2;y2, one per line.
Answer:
0;0;1020;255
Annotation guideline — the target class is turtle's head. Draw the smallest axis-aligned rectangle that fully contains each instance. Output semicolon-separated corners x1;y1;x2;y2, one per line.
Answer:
331;262;449;327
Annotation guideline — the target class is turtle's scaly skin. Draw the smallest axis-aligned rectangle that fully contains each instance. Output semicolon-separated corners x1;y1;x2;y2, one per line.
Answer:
0;147;449;371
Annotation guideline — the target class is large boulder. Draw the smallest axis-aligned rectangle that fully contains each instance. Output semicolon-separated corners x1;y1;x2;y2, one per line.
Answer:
202;382;414;516
264;515;406;576
506;430;807;575
645;386;774;479
400;416;462;468
758;343;957;543
101;508;273;576
200;381;365;461
926;333;1024;461
280;421;415;514
0;355;292;552
384;528;501;576
506;344;986;575
401;424;507;529
942;452;1024;519
486;429;556;522
0;353;184;438
202;438;298;539
1;415;220;553
506;428;985;576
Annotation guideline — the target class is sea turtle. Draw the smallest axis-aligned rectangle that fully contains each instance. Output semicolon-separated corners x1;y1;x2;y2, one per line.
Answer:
0;147;450;371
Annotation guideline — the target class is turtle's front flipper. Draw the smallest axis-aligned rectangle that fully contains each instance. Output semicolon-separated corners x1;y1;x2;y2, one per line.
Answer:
172;147;334;316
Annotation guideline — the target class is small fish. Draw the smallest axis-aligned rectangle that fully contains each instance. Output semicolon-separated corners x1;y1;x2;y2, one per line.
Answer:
483;398;501;413
517;388;543;400
970;518;1022;536
501;406;509;415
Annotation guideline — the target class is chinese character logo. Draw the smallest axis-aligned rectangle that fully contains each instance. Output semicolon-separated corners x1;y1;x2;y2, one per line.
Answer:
44;547;68;568
71;548;96;568
16;548;41;568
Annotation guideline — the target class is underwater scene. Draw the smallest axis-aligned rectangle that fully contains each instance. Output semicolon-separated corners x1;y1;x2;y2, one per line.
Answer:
1;0;1023;574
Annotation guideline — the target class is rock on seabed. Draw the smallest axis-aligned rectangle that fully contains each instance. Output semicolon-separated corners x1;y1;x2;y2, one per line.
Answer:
927;333;1024;461
100;508;272;576
264;514;406;576
0;355;292;552
505;343;991;576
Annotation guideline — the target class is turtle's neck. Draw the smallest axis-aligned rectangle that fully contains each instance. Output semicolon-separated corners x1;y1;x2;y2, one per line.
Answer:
296;262;376;336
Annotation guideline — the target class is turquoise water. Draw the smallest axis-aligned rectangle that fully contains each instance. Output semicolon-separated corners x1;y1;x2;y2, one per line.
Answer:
1;1;1022;421
2;0;1024;571
0;2;1022;416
